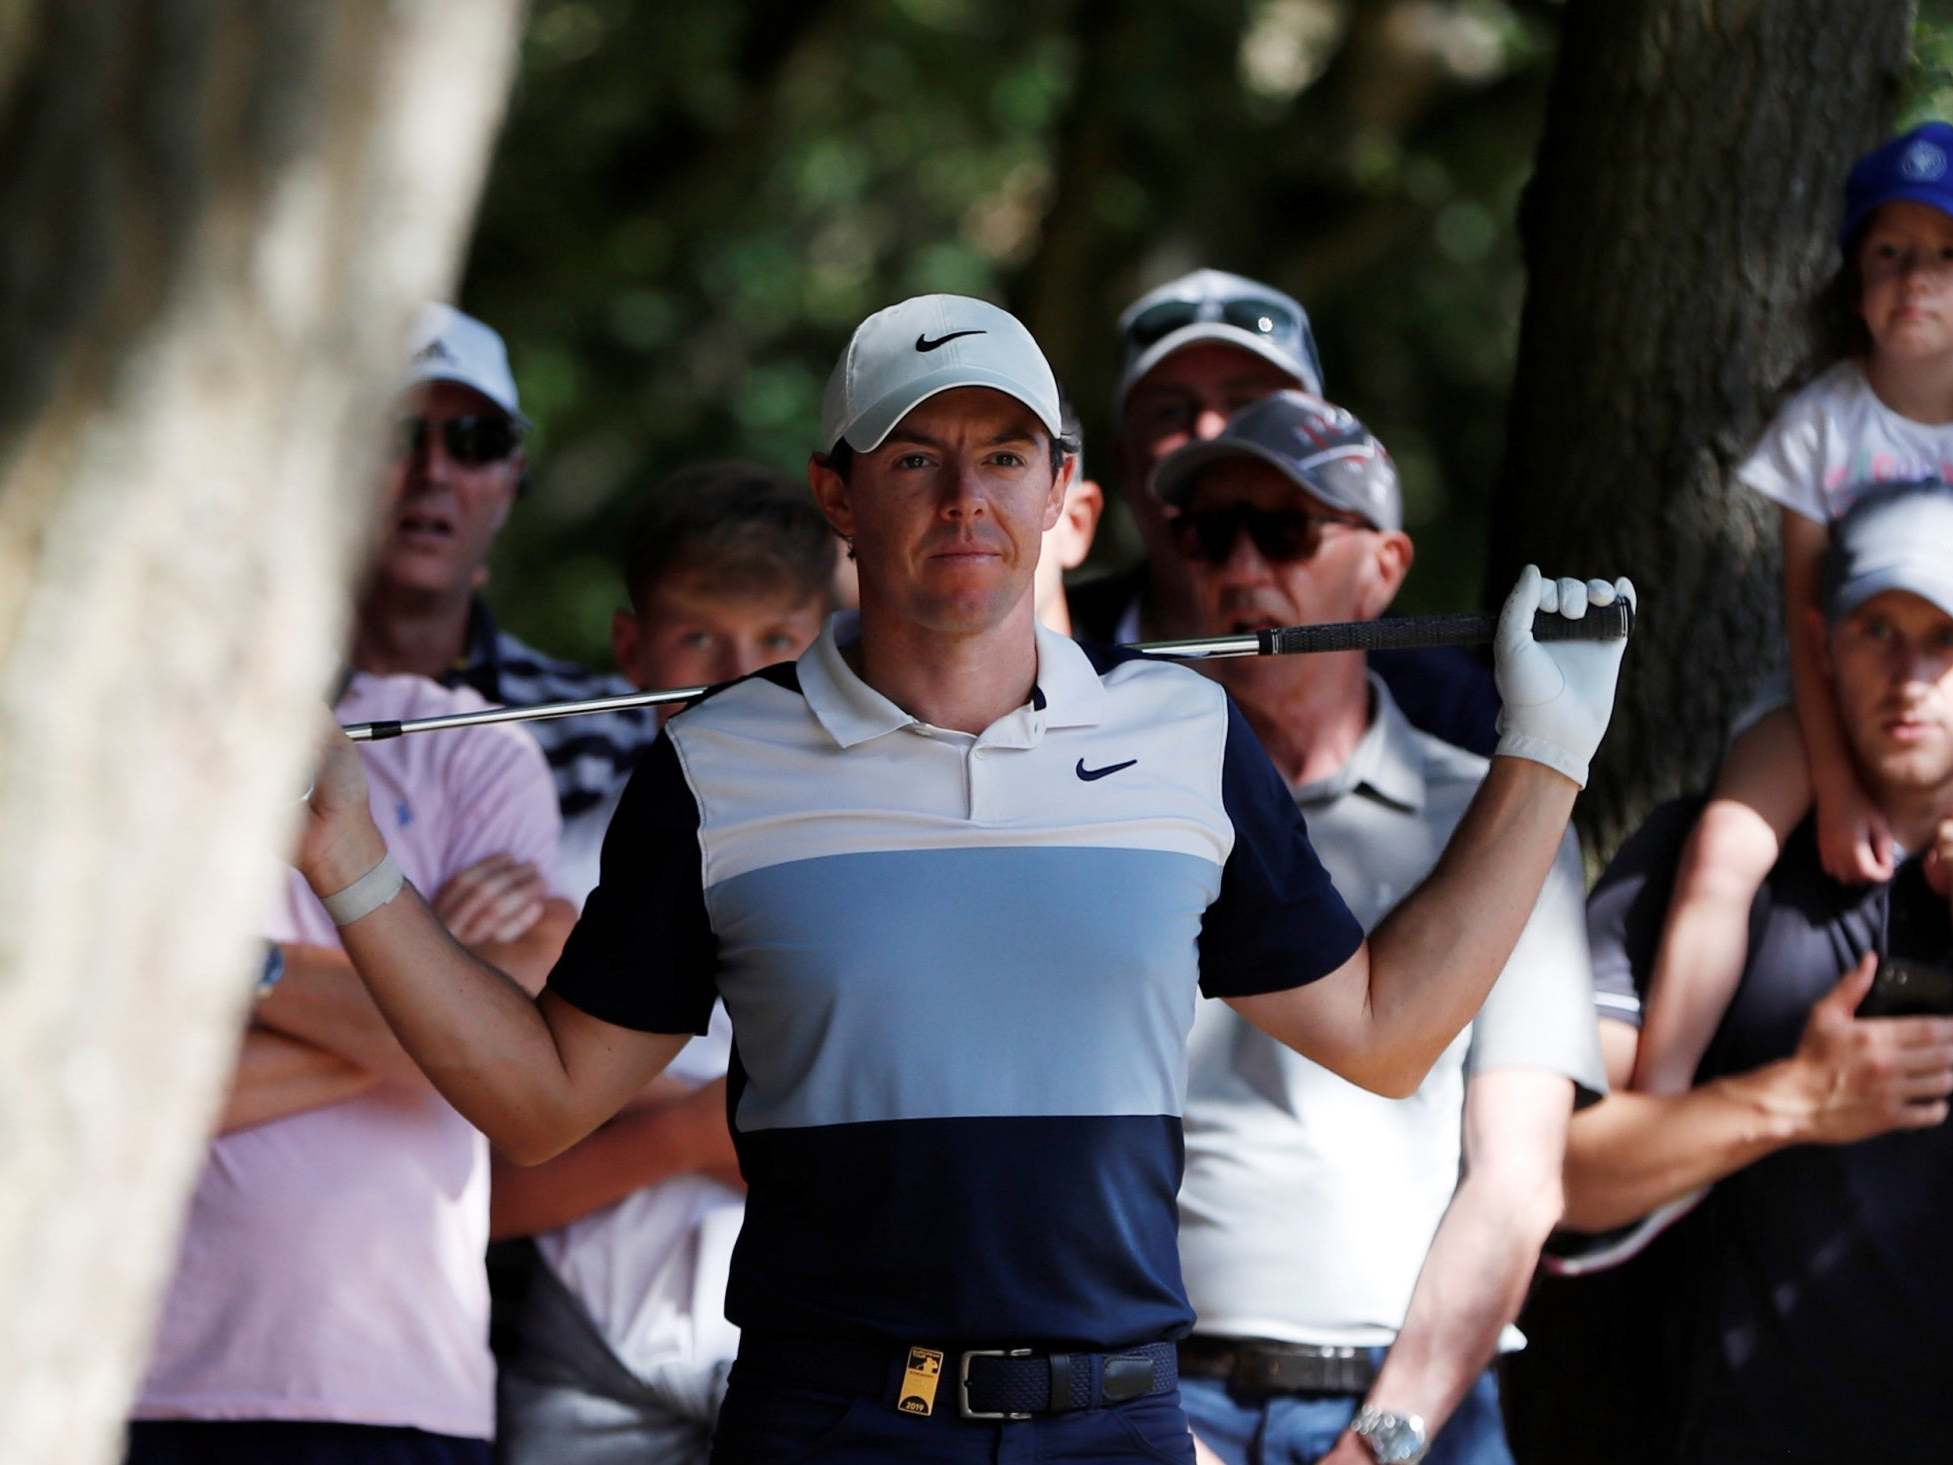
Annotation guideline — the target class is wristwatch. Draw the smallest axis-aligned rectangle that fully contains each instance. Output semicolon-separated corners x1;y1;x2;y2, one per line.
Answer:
1350;1406;1429;1464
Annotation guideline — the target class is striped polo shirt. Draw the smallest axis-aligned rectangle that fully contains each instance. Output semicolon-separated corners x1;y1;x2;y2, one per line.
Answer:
547;612;1362;1350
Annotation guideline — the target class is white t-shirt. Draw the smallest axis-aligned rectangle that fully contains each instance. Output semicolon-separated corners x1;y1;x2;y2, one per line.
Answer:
542;773;742;1392
1740;360;1953;524
135;675;563;1440
1178;684;1602;1350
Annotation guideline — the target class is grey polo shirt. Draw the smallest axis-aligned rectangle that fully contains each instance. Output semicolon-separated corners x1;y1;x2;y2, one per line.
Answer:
1178;678;1605;1348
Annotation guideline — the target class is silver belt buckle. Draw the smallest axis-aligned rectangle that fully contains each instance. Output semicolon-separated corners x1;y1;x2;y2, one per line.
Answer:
958;1348;1034;1420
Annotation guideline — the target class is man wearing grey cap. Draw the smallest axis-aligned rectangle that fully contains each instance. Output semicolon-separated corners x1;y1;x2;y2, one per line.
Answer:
1155;392;1603;1465
1557;479;1953;1463
354;304;653;824
1075;268;1500;757
287;292;1632;1463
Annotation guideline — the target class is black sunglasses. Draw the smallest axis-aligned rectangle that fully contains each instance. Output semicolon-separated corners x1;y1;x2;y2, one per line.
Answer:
1169;503;1365;565
1124;295;1305;352
393;413;522;467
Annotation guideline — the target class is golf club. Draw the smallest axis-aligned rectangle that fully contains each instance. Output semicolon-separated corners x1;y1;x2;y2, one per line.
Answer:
343;600;1632;743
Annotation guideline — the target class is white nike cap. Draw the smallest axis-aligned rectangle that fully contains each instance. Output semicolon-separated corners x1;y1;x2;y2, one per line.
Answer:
820;294;1064;453
402;303;529;426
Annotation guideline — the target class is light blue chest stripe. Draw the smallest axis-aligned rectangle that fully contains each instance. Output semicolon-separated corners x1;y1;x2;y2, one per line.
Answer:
708;845;1221;1131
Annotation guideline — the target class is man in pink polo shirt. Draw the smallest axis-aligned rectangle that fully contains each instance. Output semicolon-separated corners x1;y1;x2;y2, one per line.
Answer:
126;326;576;1465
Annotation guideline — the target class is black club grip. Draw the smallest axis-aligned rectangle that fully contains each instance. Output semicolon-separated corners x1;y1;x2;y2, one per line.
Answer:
1263;600;1633;656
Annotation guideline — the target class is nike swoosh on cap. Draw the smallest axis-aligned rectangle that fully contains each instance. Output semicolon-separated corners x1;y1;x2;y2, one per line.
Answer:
915;330;986;352
1075;757;1138;782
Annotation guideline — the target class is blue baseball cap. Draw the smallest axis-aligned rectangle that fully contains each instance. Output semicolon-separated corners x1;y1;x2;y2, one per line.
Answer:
1839;121;1953;249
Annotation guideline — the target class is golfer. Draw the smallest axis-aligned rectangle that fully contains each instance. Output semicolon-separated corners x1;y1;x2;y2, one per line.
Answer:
296;294;1632;1465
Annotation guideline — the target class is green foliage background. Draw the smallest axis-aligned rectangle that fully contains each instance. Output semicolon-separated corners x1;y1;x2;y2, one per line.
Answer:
459;0;1946;669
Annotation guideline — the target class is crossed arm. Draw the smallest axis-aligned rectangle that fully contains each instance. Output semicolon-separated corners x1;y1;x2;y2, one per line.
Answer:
1562;956;1953;1231
217;886;576;1135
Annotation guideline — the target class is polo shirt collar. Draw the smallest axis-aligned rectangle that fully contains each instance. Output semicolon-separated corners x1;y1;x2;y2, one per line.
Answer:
1293;674;1426;813
798;611;1107;749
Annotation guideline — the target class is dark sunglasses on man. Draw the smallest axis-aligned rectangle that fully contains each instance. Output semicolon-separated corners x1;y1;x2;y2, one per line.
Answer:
1122;293;1309;355
1169;501;1367;565
393;413;523;468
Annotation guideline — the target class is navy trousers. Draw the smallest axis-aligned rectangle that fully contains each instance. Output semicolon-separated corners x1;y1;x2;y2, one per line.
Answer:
709;1364;1197;1463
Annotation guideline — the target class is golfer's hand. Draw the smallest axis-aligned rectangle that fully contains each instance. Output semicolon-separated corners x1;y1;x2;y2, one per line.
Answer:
1814;774;1897;885
1763;953;1953;1145
434;854;548;947
294;711;385;895
1492;565;1635;787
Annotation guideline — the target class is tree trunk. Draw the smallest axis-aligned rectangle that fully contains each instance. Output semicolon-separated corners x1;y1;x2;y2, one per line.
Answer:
0;4;521;1461
1492;0;1915;861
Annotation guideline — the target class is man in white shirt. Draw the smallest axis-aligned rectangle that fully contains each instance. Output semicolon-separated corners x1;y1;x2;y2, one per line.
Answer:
1159;393;1604;1465
491;462;836;1465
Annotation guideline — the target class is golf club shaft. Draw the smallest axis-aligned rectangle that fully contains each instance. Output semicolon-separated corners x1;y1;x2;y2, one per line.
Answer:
343;601;1632;743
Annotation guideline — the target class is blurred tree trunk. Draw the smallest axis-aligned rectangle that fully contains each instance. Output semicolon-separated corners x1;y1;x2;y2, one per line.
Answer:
1499;8;1914;1463
1491;0;1916;862
0;4;522;1462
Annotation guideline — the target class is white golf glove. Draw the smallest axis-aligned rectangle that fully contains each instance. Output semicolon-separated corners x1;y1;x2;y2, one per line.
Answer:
1493;565;1635;788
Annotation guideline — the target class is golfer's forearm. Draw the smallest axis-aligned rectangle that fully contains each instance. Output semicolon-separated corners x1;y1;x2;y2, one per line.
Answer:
1560;1074;1795;1231
1367;1175;1558;1434
1364;758;1578;1087
333;881;587;1158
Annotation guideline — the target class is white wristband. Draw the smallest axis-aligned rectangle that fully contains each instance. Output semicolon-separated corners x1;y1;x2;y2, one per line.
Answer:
321;851;405;927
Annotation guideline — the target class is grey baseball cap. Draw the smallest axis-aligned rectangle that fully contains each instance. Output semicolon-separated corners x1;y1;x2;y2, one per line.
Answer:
820;294;1064;453
1823;480;1953;620
1115;268;1324;410
402;304;528;427
1149;390;1401;532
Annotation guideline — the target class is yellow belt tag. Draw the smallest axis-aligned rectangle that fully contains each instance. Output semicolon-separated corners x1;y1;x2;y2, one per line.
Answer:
898;1346;945;1416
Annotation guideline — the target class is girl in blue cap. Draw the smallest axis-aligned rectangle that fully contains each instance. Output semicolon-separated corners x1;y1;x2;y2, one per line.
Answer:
1636;120;1953;1095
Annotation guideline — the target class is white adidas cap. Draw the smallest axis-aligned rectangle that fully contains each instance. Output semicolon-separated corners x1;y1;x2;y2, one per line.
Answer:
402;303;528;426
820;294;1063;453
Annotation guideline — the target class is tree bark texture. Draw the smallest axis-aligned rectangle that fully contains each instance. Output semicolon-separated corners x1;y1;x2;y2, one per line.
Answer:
1492;0;1916;861
0;4;521;1461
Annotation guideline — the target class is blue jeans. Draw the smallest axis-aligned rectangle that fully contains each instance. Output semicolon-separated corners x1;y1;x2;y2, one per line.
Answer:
1180;1359;1512;1465
710;1366;1197;1463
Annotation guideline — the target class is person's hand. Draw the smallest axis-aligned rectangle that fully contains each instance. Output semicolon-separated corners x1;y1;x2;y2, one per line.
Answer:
1319;1433;1371;1465
1919;818;1953;900
1492;565;1636;787
674;1077;744;1190
1190;1429;1230;1465
1813;771;1896;884
433;853;548;946
1750;953;1953;1144
293;710;386;896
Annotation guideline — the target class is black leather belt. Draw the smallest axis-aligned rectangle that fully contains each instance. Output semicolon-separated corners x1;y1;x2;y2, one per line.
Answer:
737;1333;1179;1420
1177;1334;1377;1396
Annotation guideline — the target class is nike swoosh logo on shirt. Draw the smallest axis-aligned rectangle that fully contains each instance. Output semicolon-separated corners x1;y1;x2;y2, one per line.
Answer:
915;330;986;352
1075;758;1138;782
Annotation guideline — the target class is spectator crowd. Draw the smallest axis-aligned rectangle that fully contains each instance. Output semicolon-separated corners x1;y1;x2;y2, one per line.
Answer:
121;122;1953;1465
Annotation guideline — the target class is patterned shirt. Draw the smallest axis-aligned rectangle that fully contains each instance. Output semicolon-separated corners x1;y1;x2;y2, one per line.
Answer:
446;599;656;820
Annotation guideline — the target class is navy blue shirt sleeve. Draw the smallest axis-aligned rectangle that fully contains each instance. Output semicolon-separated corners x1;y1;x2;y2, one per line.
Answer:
1585;797;1704;1028
543;733;719;1034
1197;697;1365;998
1369;643;1501;758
